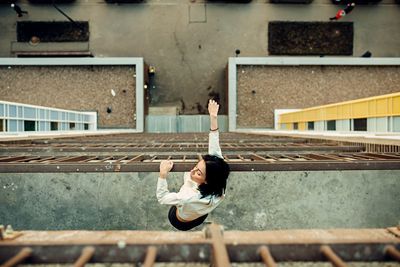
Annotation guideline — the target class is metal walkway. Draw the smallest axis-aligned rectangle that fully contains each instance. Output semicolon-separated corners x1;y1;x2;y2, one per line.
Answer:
0;152;400;172
1;133;399;172
1;224;399;267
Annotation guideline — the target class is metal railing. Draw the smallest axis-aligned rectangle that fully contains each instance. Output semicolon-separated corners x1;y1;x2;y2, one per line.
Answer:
1;224;399;266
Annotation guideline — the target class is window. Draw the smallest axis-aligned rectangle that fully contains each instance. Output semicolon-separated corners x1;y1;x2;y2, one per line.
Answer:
327;120;336;131
84;123;89;130
354;118;367;131
24;120;36;131
293;122;298;130
0;119;3;132
51;122;58;131
308;121;314;130
69;122;76;130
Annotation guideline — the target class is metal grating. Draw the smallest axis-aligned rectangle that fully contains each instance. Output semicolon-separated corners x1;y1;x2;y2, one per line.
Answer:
0;152;399;172
0;142;363;153
0;224;399;266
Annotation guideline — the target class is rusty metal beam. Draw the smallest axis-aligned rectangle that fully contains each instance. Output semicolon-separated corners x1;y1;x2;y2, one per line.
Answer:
206;224;231;267
385;245;400;261
0;159;399;173
320;245;347;267
0;145;363;153
143;246;157;267
73;246;95;267
1;244;400;263
258;246;277;267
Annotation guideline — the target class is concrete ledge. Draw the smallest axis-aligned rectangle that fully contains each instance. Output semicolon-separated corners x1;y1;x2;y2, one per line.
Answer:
0;129;141;142
11;41;90;52
234;129;400;145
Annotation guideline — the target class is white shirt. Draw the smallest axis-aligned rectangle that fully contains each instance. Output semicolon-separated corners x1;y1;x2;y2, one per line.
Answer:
156;131;224;221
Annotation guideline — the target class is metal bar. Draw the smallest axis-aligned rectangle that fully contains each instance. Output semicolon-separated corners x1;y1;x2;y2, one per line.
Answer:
385;245;400;261
143;246;157;267
125;155;145;163
0;243;399;263
73;246;95;267
320;245;347;267
57;156;89;163
1;247;32;267
258;246;277;267
206;224;231;267
0;156;27;162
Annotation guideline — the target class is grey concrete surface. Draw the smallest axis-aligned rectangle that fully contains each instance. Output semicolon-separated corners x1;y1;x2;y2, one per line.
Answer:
1;170;399;230
1;1;399;115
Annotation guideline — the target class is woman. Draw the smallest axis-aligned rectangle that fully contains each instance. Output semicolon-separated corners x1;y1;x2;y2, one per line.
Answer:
156;99;230;231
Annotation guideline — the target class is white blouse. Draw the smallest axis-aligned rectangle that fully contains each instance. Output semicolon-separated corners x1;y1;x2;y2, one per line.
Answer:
156;131;224;221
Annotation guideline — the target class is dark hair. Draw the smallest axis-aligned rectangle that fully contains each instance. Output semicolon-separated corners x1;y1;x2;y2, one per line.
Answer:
198;155;230;198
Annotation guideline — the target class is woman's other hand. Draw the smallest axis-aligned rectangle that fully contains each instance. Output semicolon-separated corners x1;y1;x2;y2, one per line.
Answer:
208;99;219;118
159;160;174;179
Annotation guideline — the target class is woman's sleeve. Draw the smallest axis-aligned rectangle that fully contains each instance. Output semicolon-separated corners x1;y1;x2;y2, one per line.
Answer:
156;178;184;205
208;131;223;158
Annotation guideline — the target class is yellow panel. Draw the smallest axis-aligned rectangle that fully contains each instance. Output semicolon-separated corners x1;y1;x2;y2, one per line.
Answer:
299;122;306;131
376;98;388;116
342;104;351;119
278;92;400;123
368;100;376;117
326;106;337;120
287;123;293;130
308;110;318;121
302;111;311;122
393;96;400;115
352;102;368;118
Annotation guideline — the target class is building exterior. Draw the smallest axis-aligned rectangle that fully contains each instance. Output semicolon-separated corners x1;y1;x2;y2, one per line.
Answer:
0;100;97;133
278;92;400;133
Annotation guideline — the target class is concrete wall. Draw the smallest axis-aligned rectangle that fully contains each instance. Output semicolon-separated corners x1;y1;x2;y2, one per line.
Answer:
1;171;399;231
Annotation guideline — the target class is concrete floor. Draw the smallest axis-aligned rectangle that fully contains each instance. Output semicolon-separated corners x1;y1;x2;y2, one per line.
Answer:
0;0;399;114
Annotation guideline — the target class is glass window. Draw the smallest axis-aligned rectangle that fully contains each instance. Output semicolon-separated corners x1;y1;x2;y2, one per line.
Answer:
308;122;314;130
84;123;89;130
9;105;17;117
24;120;36;131
39;109;46;120
18;106;23;117
24;107;36;119
69;122;76;130
293;122;298;130
51;111;58;120
327;120;336;131
70;113;76;121
354;118;367;131
0;104;3;117
9;120;17;132
0;119;3;132
39;121;46;131
51;122;58;131
62;112;67;121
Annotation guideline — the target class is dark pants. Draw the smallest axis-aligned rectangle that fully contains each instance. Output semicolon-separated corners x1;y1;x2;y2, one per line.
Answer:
168;206;208;231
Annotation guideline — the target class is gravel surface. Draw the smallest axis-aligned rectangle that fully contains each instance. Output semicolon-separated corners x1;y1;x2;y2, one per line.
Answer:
0;66;136;128
237;66;400;128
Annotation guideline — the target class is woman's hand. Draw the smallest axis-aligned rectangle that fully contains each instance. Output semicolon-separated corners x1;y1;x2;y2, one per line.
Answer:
159;160;174;179
208;99;219;118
